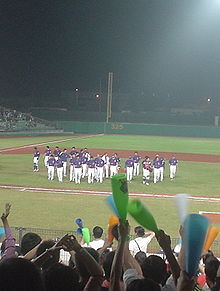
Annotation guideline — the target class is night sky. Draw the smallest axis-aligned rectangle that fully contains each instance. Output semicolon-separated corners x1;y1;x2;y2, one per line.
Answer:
1;0;220;108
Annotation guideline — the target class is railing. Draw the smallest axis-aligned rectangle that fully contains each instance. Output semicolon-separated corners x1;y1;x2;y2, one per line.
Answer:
8;226;220;258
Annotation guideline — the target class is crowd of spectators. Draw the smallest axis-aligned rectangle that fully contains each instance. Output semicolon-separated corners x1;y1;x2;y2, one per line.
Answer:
0;106;40;130
0;203;220;291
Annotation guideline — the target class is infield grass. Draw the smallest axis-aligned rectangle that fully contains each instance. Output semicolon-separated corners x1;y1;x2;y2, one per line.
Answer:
0;155;220;196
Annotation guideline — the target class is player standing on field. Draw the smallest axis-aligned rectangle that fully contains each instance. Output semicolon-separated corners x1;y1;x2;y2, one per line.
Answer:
109;154;118;177
60;148;69;177
44;146;51;168
56;156;63;182
133;152;141;176
101;153;110;178
73;157;82;184
142;156;152;185
87;156;96;184
159;156;165;182
153;156;161;184
169;155;178;180
96;156;105;183
33;147;40;172
69;153;77;182
47;154;56;180
125;156;134;182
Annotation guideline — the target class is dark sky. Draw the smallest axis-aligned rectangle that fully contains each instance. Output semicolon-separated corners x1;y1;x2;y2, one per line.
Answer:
1;0;220;106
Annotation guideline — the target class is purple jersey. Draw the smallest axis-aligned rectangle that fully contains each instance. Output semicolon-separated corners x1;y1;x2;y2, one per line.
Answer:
74;159;82;168
169;158;178;166
34;150;40;158
125;159;134;168
69;149;78;156
109;157;117;166
159;157;165;168
45;149;52;156
96;159;105;167
80;156;88;164
133;155;141;163
70;157;77;165
60;152;69;162
87;159;96;168
48;158;56;166
56;159;63;168
153;160;161;169
53;149;61;157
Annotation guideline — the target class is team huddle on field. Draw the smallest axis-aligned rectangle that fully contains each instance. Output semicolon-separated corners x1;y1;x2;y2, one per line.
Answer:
33;146;178;184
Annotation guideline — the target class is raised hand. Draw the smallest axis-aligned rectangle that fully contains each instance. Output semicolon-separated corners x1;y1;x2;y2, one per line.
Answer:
1;203;11;220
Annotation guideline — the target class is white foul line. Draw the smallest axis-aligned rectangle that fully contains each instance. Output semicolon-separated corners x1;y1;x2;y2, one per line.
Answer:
0;184;220;202
0;134;104;153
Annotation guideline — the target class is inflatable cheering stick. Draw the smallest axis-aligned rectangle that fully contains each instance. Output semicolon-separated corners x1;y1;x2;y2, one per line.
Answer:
184;214;209;278
0;227;5;237
82;227;90;245
127;199;159;233
111;174;129;222
105;195;120;217
174;193;189;224
75;218;83;235
204;225;220;252
108;215;119;242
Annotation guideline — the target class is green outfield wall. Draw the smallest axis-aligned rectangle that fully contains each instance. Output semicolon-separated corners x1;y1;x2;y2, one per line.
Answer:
55;121;220;138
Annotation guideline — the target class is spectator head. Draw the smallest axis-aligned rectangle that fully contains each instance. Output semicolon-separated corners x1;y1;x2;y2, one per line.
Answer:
126;278;160;291
75;247;99;279
36;240;60;270
20;232;42;255
141;255;167;284
93;226;103;239
0;258;45;291
43;262;80;291
205;256;220;287
135;251;147;265
202;250;214;264
134;226;145;237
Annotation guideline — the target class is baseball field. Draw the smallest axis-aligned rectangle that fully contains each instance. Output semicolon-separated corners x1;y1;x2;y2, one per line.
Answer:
0;133;220;238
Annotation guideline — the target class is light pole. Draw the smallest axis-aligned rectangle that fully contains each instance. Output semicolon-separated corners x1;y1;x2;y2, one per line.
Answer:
75;88;79;107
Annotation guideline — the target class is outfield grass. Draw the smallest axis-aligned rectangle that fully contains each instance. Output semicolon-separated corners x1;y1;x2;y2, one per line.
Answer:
0;155;220;196
0;135;77;150
0;188;219;237
1;134;220;154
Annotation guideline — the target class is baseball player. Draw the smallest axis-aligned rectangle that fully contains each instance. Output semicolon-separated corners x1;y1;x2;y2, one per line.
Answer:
96;156;105;183
133;152;141;176
109;154;118;177
114;153;120;173
159;156;165;182
153;156;161;184
44;146;52;168
53;146;61;161
69;146;78;156
73;157;82;184
60;148;69;177
94;154;101;181
33;147;40;172
47;154;56;180
125;157;134;182
69;153;77;182
169;155;178;180
101;153;110;178
80;153;88;178
56;156;63;182
87;156;96;184
142;156;152;185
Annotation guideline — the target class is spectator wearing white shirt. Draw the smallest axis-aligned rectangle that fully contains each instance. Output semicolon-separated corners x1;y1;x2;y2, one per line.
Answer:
129;226;155;257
